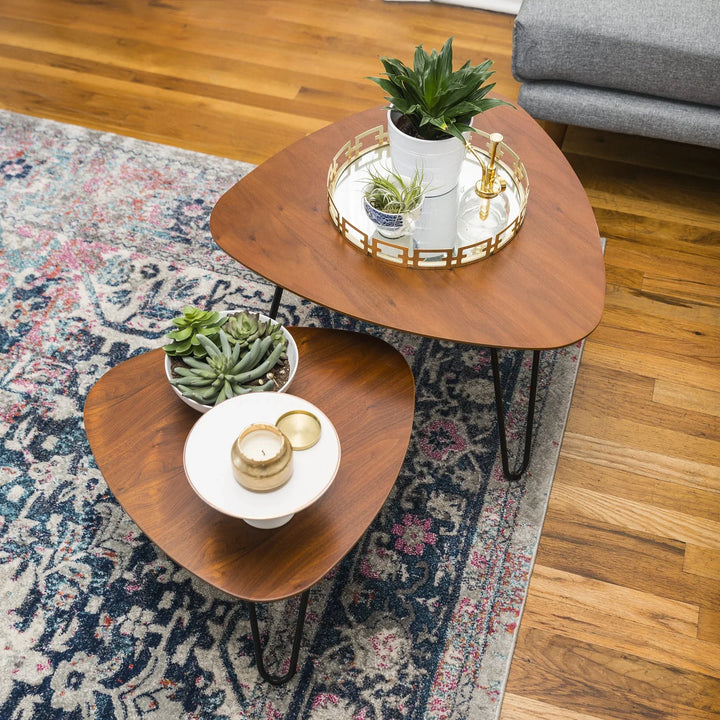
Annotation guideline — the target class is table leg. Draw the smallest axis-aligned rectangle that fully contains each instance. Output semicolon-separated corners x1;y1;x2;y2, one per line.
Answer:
490;348;540;481
268;285;284;320
248;589;310;685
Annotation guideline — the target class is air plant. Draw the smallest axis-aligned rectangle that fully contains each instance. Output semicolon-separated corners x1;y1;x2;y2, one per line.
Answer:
363;165;425;214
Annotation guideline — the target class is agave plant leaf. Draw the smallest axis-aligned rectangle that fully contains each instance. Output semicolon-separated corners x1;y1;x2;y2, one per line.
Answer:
196;332;222;360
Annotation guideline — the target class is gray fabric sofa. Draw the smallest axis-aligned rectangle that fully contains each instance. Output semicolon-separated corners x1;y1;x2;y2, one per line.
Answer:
511;0;720;148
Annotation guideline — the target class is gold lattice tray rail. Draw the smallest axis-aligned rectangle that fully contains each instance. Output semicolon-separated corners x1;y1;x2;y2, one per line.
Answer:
327;125;529;269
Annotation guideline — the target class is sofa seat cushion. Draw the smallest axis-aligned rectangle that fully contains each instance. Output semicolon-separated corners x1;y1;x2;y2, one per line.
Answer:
512;0;720;108
517;81;720;149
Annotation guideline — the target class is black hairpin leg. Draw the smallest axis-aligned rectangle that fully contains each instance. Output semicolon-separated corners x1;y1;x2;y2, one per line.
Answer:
490;348;540;481
268;285;284;320
248;589;310;685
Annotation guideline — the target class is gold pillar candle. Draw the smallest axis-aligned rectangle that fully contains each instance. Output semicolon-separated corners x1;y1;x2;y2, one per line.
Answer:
231;424;293;492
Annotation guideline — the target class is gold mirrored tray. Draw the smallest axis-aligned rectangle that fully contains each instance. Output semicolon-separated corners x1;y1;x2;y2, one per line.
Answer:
327;125;529;269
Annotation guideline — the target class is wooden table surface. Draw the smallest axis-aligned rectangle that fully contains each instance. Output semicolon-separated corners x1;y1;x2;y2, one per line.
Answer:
210;105;605;351
83;328;415;603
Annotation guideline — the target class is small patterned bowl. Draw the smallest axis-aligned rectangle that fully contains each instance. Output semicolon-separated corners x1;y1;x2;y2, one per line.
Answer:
363;197;420;239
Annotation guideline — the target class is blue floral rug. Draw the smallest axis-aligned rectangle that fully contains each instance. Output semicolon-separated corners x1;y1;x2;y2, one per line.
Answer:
0;110;583;719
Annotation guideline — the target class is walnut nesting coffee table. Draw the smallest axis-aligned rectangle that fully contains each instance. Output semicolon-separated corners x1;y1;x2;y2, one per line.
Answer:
209;105;606;479
84;328;415;684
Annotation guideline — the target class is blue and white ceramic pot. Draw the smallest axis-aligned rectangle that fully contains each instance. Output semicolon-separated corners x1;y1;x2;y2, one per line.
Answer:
363;197;422;239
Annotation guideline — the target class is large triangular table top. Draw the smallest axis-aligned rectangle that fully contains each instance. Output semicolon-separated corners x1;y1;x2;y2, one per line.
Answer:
210;104;606;352
84;328;415;603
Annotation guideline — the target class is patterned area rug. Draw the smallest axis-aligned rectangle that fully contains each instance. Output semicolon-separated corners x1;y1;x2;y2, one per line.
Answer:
0;110;582;719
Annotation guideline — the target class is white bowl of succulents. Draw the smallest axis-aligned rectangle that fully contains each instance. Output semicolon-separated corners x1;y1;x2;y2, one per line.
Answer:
163;306;298;413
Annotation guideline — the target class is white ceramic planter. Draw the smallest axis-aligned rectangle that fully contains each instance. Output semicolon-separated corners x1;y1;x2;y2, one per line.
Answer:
387;109;469;197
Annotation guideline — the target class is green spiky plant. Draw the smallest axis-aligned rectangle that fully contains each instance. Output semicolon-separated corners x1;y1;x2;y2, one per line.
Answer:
368;36;513;142
163;306;227;359
363;165;425;214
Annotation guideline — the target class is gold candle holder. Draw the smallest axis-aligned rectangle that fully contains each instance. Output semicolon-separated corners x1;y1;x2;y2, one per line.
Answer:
231;424;293;492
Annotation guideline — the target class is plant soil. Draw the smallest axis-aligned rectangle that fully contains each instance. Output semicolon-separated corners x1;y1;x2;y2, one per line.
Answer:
393;112;420;137
391;110;451;141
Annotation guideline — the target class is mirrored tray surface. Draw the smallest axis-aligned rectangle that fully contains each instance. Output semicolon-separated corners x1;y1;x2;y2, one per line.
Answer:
327;125;529;269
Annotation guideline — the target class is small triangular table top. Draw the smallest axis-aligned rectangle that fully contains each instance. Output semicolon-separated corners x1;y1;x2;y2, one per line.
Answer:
84;328;415;603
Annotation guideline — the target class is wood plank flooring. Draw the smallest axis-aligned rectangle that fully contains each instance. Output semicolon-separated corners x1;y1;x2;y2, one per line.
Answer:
1;1;718;717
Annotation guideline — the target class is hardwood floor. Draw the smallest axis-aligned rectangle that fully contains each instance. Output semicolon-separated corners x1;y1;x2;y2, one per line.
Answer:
1;1;718;717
